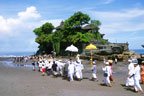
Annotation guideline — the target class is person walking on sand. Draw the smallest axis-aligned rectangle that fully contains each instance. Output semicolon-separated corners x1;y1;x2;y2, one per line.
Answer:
114;57;118;64
102;62;112;87
90;60;98;81
125;59;134;87
68;58;75;81
75;59;84;81
41;63;46;76
141;61;144;84
108;59;114;83
129;59;144;93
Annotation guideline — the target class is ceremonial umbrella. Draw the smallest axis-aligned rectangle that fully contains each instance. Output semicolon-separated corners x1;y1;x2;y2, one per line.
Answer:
65;44;78;56
85;43;97;65
65;44;78;52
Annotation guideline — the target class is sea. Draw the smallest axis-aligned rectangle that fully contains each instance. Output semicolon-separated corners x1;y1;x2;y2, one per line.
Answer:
0;49;143;57
131;49;144;54
0;51;36;57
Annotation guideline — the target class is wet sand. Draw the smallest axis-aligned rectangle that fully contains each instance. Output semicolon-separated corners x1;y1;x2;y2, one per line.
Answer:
0;59;144;96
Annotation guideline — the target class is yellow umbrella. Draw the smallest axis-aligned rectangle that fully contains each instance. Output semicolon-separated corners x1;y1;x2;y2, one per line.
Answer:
85;43;97;50
85;43;97;65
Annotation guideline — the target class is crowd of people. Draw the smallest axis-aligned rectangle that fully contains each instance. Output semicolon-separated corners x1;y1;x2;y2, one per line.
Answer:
13;54;144;94
125;58;144;93
30;54;84;81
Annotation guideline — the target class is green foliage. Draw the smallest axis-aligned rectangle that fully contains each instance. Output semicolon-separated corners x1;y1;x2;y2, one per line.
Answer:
33;11;107;55
52;30;63;55
33;27;42;36
70;32;94;43
41;22;54;34
63;11;90;35
33;22;54;54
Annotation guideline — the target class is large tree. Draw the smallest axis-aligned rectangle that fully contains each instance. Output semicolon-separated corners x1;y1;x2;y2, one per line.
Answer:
33;22;54;54
33;11;107;55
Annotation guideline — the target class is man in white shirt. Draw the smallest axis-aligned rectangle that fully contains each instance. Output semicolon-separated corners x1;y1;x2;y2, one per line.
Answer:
130;59;144;93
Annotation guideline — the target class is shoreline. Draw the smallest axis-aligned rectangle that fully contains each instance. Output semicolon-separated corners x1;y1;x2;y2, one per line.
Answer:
0;58;144;96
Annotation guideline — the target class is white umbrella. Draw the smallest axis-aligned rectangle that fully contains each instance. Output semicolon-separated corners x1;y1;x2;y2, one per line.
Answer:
65;44;78;52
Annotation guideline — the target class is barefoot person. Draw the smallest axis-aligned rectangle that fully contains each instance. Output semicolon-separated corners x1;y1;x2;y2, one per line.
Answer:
102;62;112;87
75;59;84;81
129;59;144;93
108;59;114;83
91;60;98;81
125;59;134;87
68;58;75;81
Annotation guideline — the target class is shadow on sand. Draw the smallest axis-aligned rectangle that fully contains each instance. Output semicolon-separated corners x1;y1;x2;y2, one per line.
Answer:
120;84;137;93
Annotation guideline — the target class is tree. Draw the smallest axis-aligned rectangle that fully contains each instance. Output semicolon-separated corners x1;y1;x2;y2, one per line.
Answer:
90;20;107;44
33;11;107;55
52;30;63;55
33;22;54;54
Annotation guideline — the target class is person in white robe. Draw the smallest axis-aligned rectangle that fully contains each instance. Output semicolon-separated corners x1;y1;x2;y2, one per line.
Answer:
125;59;134;87
102;62;112;87
91;60;98;81
45;60;53;76
38;58;43;72
68;59;75;81
55;60;65;76
130;59;144;93
74;59;84;80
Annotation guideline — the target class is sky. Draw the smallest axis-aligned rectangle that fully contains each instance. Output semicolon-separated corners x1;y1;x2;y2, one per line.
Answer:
0;0;144;52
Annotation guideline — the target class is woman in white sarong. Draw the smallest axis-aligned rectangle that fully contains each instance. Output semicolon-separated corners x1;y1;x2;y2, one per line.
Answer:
75;60;84;80
125;59;134;87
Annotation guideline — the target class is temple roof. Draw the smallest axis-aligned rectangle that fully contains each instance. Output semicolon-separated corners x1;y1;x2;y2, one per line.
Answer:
82;24;99;30
55;21;64;29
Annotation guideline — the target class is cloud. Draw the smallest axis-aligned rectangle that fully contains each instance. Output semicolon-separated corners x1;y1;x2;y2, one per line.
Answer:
0;6;42;52
41;19;63;27
0;6;64;52
102;0;114;4
86;8;144;49
0;6;41;37
89;8;144;21
88;8;144;34
18;6;41;20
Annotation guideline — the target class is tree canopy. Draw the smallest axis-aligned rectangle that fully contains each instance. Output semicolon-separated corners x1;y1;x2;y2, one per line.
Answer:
33;11;107;55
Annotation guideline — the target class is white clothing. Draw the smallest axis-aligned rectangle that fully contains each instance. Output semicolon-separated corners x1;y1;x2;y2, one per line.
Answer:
102;66;111;77
125;63;134;86
56;61;65;76
102;66;111;85
75;62;84;79
91;65;97;79
68;62;75;81
92;73;97;79
128;63;134;75
46;60;53;69
132;65;143;91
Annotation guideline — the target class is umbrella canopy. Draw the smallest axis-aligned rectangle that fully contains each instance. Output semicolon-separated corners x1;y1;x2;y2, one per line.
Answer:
85;43;97;50
65;44;78;52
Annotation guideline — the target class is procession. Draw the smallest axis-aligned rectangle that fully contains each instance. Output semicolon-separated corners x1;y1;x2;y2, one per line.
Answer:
14;53;142;95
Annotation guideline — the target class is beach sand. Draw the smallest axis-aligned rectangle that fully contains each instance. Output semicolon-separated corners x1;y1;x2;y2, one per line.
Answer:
0;59;144;96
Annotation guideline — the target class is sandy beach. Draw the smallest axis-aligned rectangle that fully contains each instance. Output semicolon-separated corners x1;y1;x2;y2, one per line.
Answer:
0;58;144;96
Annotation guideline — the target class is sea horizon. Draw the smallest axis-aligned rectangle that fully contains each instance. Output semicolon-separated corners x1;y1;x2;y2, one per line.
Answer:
0;49;144;57
131;49;144;54
0;51;36;57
